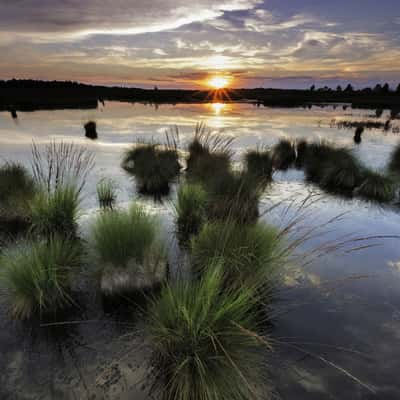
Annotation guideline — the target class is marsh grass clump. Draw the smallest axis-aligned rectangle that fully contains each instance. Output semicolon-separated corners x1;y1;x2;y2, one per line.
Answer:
175;183;208;244
303;143;354;184
0;162;37;234
244;147;273;184
186;123;233;184
354;170;396;202
91;204;167;296
148;264;269;400
388;143;400;175
191;221;281;290
0;237;81;320
97;178;117;210
272;139;296;170
0;162;36;202
122;141;181;196
318;150;363;194
30;185;80;238
206;171;262;224
295;139;308;169
84;120;98;139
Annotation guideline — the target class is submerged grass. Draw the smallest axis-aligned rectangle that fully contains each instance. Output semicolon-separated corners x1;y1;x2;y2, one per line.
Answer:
0;236;81;319
191;221;281;290
97;178;117;210
30;184;80;238
175;183;208;243
148;264;270;400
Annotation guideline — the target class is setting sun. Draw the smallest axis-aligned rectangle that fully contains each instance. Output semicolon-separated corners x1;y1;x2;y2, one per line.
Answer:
208;76;230;89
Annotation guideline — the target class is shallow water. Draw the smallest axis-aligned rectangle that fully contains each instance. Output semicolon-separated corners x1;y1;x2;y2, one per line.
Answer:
1;102;400;399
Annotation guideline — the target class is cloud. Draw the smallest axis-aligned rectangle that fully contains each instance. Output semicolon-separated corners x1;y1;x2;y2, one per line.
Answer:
0;0;262;39
0;0;399;88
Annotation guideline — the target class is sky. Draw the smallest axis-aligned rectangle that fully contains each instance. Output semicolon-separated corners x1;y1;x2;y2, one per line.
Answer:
1;0;400;89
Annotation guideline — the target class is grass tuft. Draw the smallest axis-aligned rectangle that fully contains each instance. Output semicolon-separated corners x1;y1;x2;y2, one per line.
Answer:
0;162;37;234
91;204;158;268
148;263;269;400
388;143;400;175
91;204;167;295
355;170;396;202
272;139;296;170
295;139;308;169
122;143;180;195
30;185;80;238
0;237;81;319
97;178;117;210
175;183;208;243
244;148;273;184
206;171;262;224
191;221;281;290
186;123;233;184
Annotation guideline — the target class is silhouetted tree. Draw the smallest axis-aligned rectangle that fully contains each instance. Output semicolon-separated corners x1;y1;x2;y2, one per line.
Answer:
396;83;400;93
382;83;390;93
373;84;382;93
310;85;315;91
344;84;354;93
336;85;342;92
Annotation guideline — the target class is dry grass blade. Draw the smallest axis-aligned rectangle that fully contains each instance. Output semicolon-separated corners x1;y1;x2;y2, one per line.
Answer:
31;140;95;194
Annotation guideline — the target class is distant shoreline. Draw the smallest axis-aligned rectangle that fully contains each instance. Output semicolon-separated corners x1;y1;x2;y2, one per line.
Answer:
1;79;400;111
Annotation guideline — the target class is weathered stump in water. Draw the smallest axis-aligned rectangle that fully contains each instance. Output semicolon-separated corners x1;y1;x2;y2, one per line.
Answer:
84;121;98;139
10;109;17;119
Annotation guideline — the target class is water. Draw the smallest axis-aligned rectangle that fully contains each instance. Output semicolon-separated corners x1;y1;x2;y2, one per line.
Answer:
0;102;400;399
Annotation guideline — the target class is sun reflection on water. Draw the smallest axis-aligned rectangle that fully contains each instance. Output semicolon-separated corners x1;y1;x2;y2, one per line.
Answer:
210;102;226;115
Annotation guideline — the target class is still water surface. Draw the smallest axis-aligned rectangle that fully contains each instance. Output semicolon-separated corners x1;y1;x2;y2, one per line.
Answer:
0;102;400;399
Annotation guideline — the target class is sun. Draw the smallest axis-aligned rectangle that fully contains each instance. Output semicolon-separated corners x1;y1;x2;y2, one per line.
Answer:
208;76;230;89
